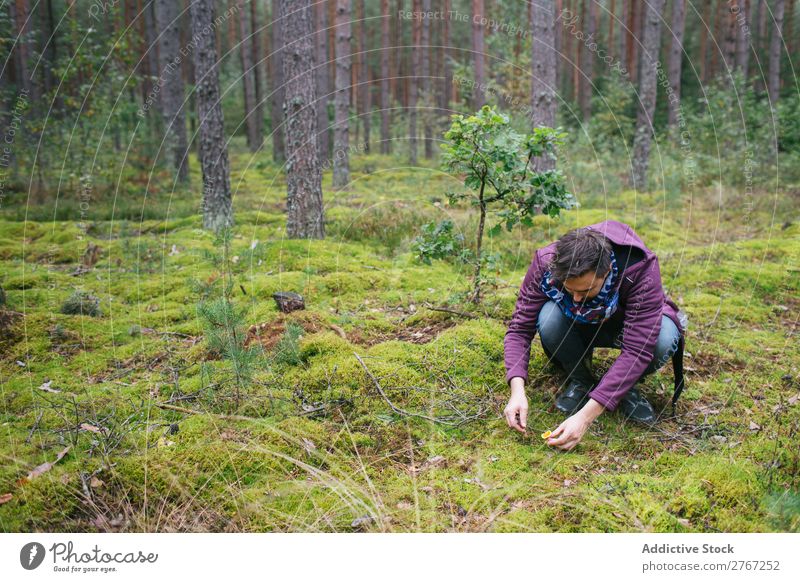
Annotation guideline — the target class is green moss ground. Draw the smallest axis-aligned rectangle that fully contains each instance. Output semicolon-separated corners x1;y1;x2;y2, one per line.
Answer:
1;149;798;532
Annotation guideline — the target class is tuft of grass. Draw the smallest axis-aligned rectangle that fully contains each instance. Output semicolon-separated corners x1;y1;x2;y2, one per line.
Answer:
60;291;102;317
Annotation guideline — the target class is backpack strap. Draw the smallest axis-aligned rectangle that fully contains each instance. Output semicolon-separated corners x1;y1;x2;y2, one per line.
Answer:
671;334;686;416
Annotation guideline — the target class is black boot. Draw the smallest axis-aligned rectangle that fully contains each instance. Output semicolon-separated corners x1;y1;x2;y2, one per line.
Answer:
619;385;657;425
555;379;593;415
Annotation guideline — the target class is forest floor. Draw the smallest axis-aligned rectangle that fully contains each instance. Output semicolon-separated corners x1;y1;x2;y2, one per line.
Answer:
1;150;799;532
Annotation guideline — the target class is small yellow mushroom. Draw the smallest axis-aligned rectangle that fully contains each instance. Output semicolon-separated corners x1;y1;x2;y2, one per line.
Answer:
541;430;552;439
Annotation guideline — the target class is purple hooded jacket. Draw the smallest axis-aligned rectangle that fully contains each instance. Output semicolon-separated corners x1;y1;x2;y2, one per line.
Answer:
503;220;684;411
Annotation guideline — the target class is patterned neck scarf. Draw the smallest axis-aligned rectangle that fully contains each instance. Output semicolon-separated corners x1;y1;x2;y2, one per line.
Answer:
540;250;620;324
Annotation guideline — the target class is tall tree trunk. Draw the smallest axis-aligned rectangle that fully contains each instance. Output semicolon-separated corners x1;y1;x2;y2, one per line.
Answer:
580;0;596;122
758;0;768;51
40;0;56;95
573;0;580;101
700;0;712;83
786;0;795;66
710;0;722;80
735;0;751;77
281;0;325;238
768;0;786;107
531;0;557;172
333;0;352;188
238;0;261;151
190;0;233;232
380;0;391;154
755;0;768;91
608;0;616;54
155;0;189;182
391;0;402;109
472;0;485;108
357;0;371;153
143;0;160;112
12;0;38;101
251;0;265;150
442;0;452;113
667;0;685;127
631;0;665;191
408;0;419;164
723;0;738;75
270;0;286;163
554;0;562;93
626;0;638;83
421;0;432;158
314;0;331;161
618;0;628;72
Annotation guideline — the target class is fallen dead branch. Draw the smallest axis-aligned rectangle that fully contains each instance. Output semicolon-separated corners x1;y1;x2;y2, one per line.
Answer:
155;402;264;423
353;352;487;427
422;302;477;319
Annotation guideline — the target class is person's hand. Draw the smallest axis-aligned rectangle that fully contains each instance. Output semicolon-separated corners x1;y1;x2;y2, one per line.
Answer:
504;384;528;433
545;398;605;451
546;412;591;451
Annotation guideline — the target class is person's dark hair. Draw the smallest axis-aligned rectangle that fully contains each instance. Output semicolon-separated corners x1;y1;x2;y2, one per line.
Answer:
550;228;612;281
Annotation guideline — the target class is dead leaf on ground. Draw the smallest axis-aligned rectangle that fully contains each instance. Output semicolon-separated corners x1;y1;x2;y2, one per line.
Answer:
0;493;12;505
80;423;103;434
409;455;446;474
39;380;61;393
749;421;761;431
22;446;71;482
302;438;317;453
89;476;104;488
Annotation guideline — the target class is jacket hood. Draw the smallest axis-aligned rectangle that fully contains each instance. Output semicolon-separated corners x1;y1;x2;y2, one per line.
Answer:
583;220;652;256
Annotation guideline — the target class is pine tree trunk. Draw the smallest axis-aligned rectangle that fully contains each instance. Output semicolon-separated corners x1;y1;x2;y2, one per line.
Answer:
357;0;371;154
143;0;160;113
618;0;628;72
768;0;786;106
421;0;432;158
270;0;286;163
735;0;751;78
667;0;686;127
392;0;402;109
239;0;261;151
580;0;596;122
442;0;452;114
281;0;325;238
723;0;738;75
608;0;616;53
315;0;331;161
631;0;665;191
787;0;796;60
333;0;352;188
155;0;189;182
251;0;265;150
531;0;557;172
472;0;485;108
380;0;391;154
40;0;56;96
190;0;233;232
408;0;419;164
626;0;637;83
700;1;712;83
14;0;38;101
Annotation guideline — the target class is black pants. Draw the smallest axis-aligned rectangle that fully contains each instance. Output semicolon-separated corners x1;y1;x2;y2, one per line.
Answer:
536;300;681;386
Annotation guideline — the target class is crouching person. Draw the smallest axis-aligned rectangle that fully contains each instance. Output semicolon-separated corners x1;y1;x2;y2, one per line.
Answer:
503;220;686;451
